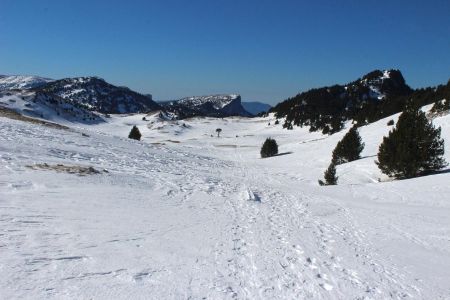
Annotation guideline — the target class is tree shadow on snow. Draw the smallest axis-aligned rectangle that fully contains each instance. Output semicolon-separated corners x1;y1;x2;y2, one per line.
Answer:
273;151;293;157
420;168;450;177
260;152;293;159
391;168;450;181
360;154;377;159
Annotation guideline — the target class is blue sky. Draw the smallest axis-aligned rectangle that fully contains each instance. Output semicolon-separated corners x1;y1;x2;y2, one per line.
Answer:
1;0;449;104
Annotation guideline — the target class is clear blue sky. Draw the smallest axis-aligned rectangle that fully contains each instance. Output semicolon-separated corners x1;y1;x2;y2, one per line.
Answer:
1;0;449;104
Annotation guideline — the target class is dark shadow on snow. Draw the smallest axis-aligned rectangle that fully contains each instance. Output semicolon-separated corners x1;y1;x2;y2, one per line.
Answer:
388;168;450;181
360;154;377;159
261;151;293;159
274;151;293;157
420;168;450;176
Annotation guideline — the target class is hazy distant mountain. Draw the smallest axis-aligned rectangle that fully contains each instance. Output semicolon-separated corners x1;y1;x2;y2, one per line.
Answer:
242;102;272;115
162;94;252;119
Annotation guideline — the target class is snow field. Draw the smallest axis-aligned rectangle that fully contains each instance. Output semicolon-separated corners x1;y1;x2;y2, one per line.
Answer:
1;109;450;299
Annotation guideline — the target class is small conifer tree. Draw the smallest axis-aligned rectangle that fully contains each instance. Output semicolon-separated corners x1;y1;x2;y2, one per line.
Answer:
332;126;365;165
319;162;338;185
128;125;142;141
260;138;278;158
377;105;447;178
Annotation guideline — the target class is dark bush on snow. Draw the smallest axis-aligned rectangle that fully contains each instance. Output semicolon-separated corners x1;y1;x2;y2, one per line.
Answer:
260;138;278;158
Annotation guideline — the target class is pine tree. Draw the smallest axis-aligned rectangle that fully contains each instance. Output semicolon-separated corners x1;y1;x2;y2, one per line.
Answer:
332;126;365;165
377;105;447;179
128;125;142;141
260;138;278;158
329;117;344;134
319;162;338;185
322;125;330;135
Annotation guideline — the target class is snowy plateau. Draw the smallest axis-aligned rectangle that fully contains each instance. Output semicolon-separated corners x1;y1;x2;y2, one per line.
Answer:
1;99;450;299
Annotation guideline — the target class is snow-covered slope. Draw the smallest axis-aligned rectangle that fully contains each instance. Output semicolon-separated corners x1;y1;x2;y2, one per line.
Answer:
0;90;104;124
0;75;53;90
163;94;252;118
1;107;450;299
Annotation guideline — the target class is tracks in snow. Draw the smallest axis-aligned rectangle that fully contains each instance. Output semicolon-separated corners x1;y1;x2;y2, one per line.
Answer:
0;118;424;299
197;148;421;299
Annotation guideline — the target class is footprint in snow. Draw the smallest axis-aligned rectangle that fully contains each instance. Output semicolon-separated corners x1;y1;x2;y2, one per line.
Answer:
320;282;333;291
242;188;261;202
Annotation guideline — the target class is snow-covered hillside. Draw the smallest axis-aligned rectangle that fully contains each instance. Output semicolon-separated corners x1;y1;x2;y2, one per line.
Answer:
0;75;161;115
0;90;104;124
38;77;160;114
0;75;53;90
1;108;449;299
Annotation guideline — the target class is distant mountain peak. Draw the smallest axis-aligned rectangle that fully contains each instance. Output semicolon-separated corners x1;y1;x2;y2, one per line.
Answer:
356;69;409;100
360;69;404;84
242;101;272;115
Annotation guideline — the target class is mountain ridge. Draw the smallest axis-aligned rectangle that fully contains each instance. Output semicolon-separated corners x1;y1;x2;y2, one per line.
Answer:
162;94;252;119
34;76;160;114
0;76;252;118
2;70;448;127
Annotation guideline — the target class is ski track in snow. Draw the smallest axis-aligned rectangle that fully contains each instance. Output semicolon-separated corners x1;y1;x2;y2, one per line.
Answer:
1;113;450;299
